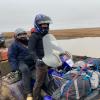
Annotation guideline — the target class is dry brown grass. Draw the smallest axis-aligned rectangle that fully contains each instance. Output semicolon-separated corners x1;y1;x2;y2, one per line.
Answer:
3;32;14;39
3;32;31;39
3;27;100;39
51;27;100;39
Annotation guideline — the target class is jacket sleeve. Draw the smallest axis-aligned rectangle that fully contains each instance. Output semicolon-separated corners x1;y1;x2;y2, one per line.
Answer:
28;34;39;62
8;43;19;71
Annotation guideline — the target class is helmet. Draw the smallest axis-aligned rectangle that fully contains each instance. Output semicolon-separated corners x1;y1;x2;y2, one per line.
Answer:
14;28;27;37
14;28;29;45
0;33;5;48
34;14;52;35
34;14;52;25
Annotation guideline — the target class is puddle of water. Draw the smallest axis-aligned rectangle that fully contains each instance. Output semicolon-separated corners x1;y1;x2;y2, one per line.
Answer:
57;37;100;58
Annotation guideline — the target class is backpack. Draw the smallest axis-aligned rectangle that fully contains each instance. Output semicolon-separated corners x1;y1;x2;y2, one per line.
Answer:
52;71;91;100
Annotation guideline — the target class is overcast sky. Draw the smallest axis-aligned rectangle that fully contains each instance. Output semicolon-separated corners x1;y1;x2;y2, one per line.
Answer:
0;0;100;32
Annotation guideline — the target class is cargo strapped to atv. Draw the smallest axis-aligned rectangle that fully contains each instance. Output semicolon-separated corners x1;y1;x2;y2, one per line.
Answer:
0;48;8;62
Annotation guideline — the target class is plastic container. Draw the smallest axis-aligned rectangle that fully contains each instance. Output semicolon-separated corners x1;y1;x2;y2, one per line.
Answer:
44;95;52;100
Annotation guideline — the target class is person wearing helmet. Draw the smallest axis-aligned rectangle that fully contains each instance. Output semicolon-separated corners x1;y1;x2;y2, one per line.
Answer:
0;33;8;61
0;33;6;48
28;14;52;100
8;28;34;100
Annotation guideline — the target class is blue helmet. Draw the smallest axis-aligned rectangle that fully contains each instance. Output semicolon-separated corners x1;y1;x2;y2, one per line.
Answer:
34;14;52;34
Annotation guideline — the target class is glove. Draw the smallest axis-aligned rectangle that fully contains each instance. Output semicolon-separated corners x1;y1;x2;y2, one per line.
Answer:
36;59;45;67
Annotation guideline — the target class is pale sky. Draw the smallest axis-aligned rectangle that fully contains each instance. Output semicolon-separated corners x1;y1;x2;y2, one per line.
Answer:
0;0;100;32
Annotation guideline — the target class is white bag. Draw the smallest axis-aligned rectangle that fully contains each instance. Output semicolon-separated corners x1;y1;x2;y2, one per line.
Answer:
90;71;99;89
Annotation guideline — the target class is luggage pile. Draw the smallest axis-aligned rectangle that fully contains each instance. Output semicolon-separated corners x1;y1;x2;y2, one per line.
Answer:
0;56;100;100
51;57;100;100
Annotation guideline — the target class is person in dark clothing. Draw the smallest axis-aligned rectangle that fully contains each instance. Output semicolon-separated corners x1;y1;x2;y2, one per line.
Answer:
0;33;6;48
8;28;33;100
0;33;8;62
28;14;52;100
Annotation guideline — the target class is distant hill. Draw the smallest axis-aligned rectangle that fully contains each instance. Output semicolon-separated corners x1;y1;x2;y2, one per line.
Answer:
3;27;100;39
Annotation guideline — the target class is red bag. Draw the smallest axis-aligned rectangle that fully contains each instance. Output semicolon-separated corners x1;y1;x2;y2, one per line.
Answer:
0;48;8;61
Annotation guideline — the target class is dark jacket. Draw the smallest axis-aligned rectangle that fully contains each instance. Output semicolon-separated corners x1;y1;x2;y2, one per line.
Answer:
28;32;47;62
8;40;34;71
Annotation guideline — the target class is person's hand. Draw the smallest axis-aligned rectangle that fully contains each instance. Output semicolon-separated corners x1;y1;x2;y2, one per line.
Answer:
36;59;45;67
